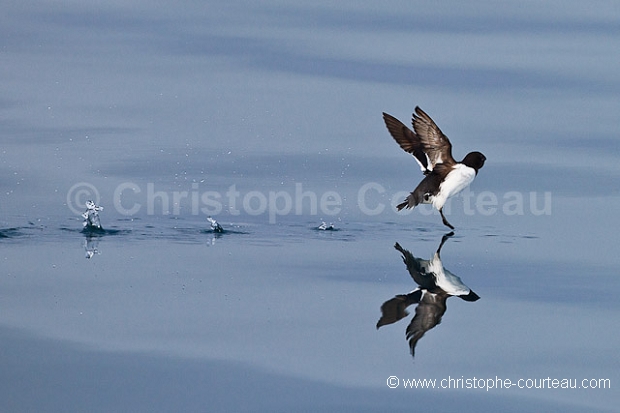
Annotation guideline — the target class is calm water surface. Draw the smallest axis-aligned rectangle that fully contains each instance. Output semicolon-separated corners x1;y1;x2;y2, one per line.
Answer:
1;1;619;412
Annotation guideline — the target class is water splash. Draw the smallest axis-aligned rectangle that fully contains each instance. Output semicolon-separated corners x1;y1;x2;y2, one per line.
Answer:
317;221;335;231
84;236;101;259
207;216;224;233
82;200;103;229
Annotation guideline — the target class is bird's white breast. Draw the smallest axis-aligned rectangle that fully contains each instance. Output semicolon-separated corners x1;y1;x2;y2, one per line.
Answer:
429;253;470;296
432;164;475;209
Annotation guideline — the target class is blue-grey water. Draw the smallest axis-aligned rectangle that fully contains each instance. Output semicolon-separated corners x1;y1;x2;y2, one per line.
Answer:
1;1;619;412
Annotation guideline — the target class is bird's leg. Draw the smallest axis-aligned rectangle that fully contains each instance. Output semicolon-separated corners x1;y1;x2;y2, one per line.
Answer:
437;231;455;256
439;208;455;230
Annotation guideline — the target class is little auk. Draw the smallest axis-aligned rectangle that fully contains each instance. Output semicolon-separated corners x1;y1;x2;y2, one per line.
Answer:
383;107;486;229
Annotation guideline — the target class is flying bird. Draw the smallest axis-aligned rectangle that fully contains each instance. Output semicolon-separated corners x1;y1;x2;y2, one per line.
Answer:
383;107;486;229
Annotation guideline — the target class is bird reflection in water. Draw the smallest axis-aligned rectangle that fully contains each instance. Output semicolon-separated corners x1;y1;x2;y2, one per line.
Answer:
377;232;480;358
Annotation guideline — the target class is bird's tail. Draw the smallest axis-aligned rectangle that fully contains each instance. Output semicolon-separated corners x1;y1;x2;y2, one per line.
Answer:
394;242;422;272
396;193;416;211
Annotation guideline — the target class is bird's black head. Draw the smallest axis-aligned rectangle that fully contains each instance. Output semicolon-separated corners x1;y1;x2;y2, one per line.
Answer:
462;151;486;172
460;290;481;302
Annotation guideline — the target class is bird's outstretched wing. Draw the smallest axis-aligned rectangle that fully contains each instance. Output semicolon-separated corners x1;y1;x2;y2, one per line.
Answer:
383;112;431;173
376;290;423;329
405;291;448;357
382;107;455;173
411;106;454;170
